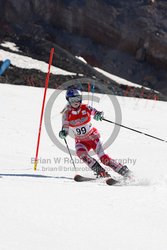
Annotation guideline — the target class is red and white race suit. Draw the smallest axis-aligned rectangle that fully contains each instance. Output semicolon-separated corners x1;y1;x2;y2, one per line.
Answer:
62;104;122;170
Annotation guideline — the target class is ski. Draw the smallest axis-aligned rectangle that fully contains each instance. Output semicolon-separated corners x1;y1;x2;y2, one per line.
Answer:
106;172;135;186
74;174;119;185
74;174;96;182
106;177;119;186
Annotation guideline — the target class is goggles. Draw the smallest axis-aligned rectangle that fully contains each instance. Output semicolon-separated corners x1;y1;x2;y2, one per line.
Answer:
68;96;82;103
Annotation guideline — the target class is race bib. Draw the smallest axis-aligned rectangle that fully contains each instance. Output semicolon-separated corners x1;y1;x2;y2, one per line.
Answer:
72;123;92;136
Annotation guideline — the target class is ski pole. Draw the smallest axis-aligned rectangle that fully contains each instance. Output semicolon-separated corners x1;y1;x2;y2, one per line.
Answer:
64;138;77;171
102;118;167;143
88;82;91;105
91;83;95;107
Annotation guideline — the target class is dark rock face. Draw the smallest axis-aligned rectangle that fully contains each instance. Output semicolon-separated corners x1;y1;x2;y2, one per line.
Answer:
0;0;167;95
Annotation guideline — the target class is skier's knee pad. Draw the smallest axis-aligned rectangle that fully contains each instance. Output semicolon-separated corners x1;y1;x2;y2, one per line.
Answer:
76;148;88;159
100;154;111;166
76;148;95;167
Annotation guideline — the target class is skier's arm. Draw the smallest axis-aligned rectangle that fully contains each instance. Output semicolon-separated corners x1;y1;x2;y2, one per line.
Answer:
87;106;104;121
59;110;69;139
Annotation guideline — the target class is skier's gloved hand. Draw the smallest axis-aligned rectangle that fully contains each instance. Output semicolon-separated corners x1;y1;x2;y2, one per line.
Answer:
94;111;104;121
59;129;68;139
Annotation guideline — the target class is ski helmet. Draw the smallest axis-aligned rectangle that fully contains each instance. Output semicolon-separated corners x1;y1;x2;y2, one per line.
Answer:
66;88;82;104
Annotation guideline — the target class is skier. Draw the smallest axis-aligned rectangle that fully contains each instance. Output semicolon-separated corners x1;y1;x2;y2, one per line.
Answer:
59;88;130;178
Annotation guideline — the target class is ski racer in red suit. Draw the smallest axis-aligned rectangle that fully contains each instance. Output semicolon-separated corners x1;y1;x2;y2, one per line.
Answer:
59;88;130;178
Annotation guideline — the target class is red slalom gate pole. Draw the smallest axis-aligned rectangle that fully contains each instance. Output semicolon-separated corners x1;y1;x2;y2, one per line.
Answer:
34;48;54;171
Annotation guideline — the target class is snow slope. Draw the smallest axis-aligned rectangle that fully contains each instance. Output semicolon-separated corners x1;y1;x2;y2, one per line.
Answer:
0;41;75;75
1;83;167;250
0;45;167;250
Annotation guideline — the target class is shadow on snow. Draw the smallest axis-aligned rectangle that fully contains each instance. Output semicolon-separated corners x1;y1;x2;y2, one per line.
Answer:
0;173;73;180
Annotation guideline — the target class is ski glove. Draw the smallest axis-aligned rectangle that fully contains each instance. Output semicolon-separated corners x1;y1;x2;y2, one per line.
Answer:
94;111;104;121
59;129;68;139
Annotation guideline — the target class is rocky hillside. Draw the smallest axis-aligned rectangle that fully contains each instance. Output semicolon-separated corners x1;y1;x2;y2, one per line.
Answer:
0;0;167;99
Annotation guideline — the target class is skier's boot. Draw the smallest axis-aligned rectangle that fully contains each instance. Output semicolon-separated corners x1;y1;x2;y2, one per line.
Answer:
98;170;111;178
117;165;131;178
107;159;131;178
91;161;110;178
